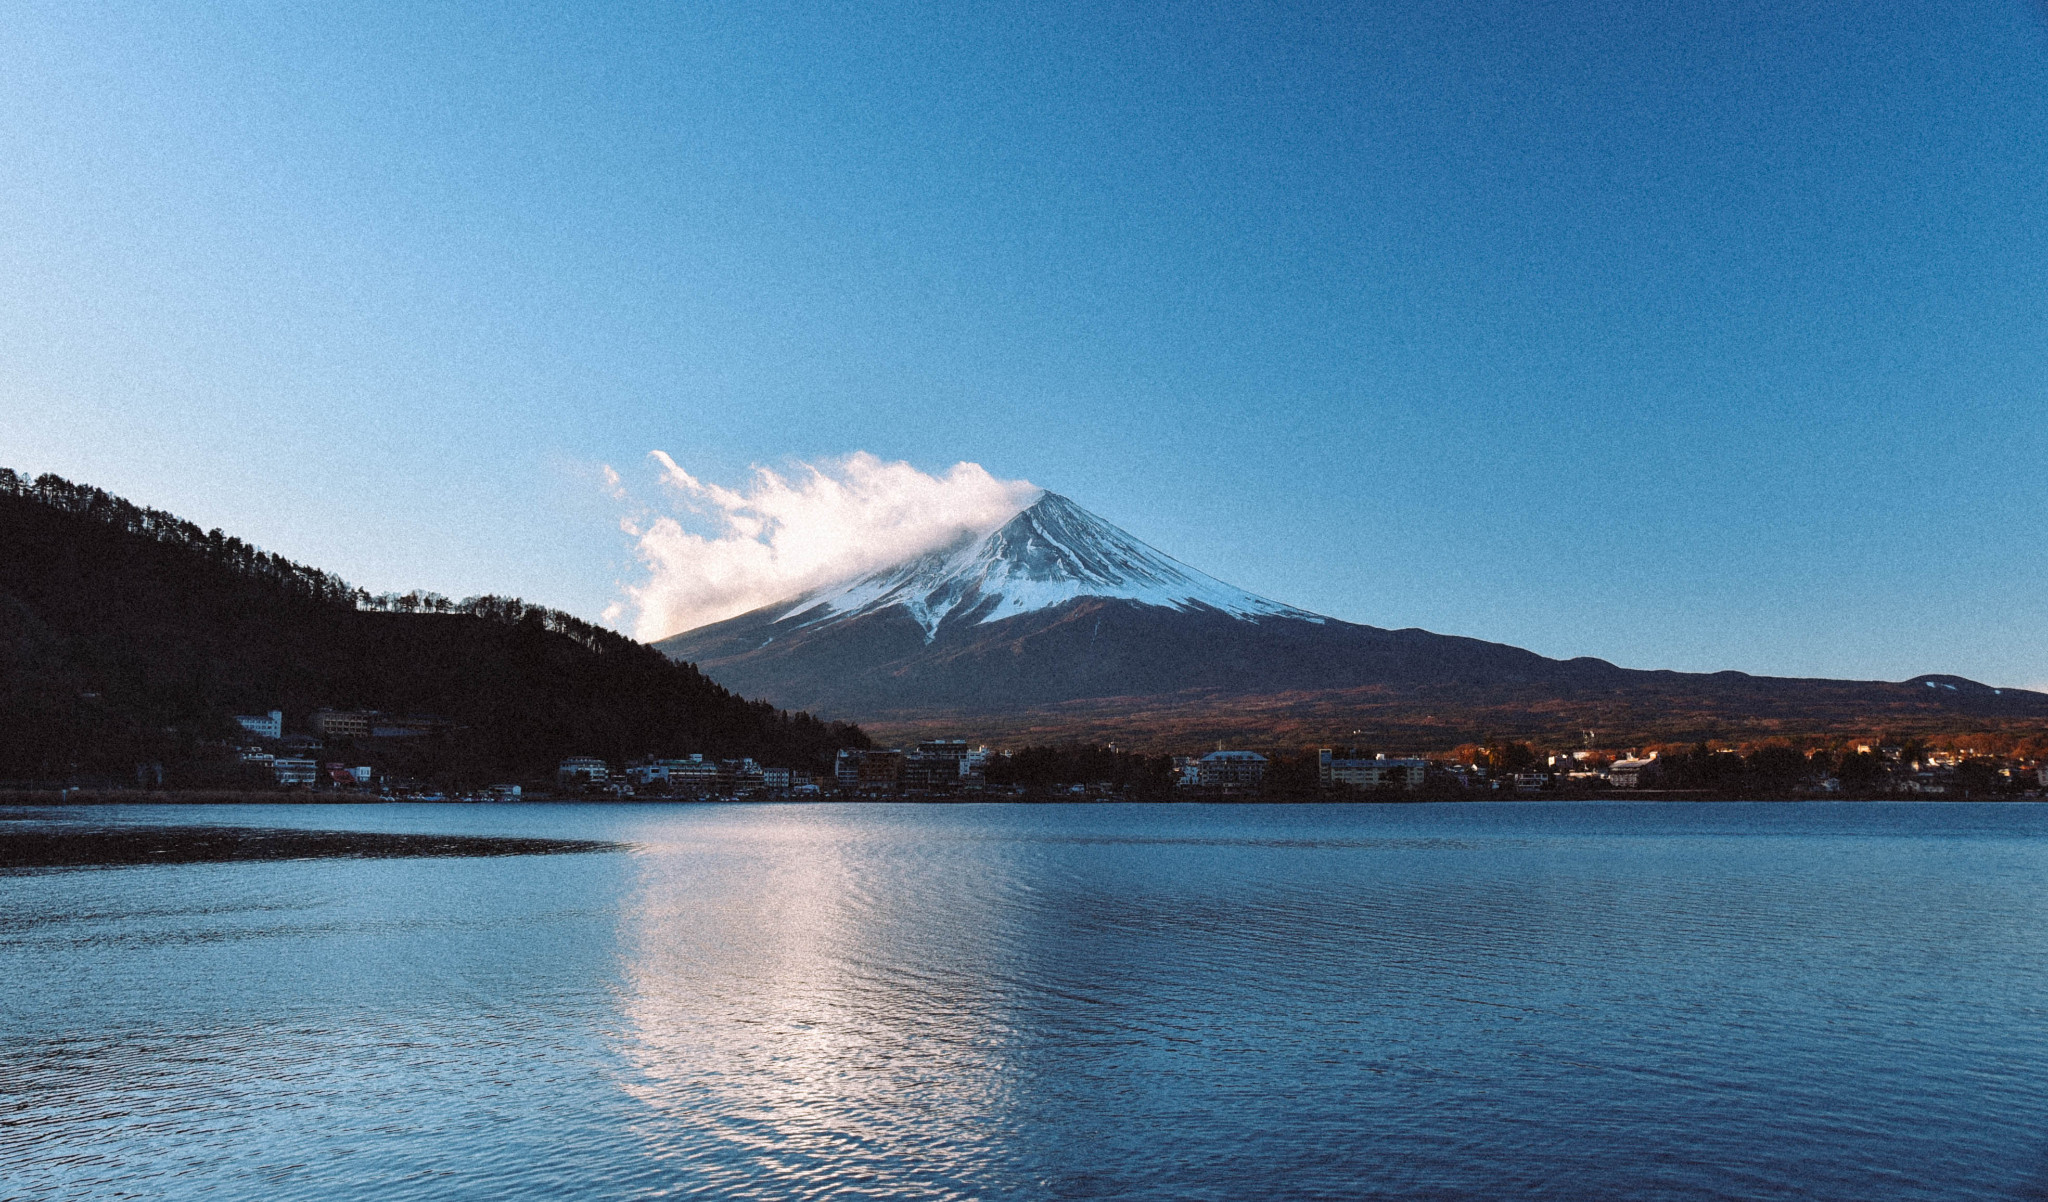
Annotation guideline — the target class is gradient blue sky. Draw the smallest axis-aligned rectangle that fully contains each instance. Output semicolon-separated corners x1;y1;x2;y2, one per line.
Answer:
5;0;2045;685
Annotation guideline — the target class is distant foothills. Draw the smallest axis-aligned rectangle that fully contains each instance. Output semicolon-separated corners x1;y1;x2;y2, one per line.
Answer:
4;469;2046;803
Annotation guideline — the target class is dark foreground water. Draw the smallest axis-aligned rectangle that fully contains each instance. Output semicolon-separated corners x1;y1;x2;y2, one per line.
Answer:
5;802;2048;1201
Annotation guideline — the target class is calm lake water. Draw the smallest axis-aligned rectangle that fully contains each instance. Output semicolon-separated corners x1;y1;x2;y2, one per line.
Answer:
5;801;2048;1200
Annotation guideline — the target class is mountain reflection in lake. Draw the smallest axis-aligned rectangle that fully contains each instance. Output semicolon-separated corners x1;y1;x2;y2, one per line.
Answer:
6;801;2048;1200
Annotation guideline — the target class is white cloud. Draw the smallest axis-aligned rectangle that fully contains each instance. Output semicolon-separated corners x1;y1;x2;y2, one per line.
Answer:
613;451;1039;641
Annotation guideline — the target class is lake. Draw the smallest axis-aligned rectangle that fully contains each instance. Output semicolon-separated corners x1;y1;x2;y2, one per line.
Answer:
5;801;2047;1200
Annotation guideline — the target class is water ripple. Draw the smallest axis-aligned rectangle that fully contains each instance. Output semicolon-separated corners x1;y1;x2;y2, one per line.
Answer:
5;802;2048;1199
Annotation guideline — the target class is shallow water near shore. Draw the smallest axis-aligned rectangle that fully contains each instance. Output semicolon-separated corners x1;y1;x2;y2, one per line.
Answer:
5;800;2047;1200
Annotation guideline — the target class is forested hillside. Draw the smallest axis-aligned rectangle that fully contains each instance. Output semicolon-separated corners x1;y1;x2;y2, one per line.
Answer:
0;470;867;784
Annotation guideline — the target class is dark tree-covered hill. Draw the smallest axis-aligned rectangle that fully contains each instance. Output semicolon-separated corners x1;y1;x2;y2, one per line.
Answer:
0;470;868;784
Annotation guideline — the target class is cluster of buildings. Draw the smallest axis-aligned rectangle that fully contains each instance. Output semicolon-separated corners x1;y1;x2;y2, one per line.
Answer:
1161;749;1430;795
1469;742;2048;797
548;745;1441;799
555;741;996;798
227;699;2048;802
834;741;992;791
233;708;451;741
230;722;375;790
229;707;453;791
557;754;826;796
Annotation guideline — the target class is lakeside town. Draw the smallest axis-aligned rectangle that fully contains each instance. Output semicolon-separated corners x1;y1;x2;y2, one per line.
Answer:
62;704;2045;803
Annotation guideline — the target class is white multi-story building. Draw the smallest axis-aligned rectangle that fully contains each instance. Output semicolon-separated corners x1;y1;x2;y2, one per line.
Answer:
958;745;991;787
234;710;283;739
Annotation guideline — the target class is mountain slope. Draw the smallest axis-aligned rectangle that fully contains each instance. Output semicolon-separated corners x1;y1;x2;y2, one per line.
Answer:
657;492;2048;747
0;471;867;782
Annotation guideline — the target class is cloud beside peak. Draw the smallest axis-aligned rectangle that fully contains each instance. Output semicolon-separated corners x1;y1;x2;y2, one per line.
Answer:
613;451;1040;642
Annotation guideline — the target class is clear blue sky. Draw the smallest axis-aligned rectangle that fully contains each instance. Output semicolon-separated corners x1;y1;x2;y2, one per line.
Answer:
5;0;2045;686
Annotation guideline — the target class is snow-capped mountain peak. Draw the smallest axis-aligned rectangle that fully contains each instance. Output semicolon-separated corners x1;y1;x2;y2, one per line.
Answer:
780;491;1323;639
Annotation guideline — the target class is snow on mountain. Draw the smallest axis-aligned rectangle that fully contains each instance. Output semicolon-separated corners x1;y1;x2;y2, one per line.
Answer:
780;491;1324;639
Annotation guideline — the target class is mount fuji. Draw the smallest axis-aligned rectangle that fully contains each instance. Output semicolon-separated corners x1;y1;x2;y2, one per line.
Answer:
779;491;1321;637
655;491;2048;747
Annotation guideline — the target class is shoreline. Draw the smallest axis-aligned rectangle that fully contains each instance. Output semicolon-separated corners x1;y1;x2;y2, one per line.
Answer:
4;788;2041;806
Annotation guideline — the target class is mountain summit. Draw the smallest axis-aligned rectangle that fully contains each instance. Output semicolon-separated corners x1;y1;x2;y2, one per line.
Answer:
655;492;2048;747
784;491;1321;640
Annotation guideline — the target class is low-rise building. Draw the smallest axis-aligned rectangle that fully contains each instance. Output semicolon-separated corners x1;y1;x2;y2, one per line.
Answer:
1318;749;1427;791
310;709;373;739
1608;753;1661;788
628;756;719;788
904;741;982;790
270;757;319;787
234;710;283;740
836;748;906;788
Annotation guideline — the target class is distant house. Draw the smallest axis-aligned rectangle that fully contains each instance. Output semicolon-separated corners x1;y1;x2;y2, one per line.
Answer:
1318;749;1426;791
559;756;609;785
234;710;283;740
1608;754;1661;788
270;757;319;787
1196;750;1267;789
